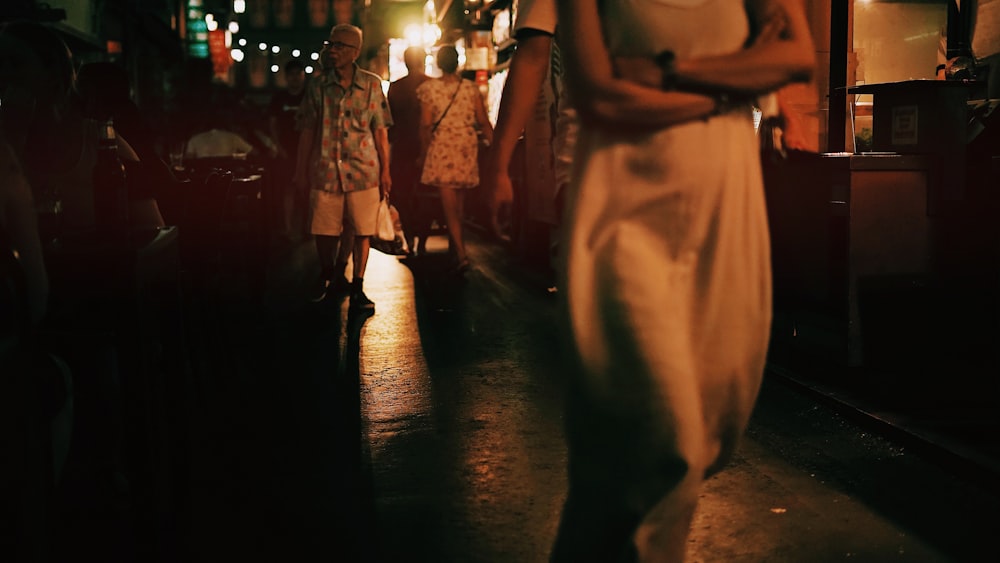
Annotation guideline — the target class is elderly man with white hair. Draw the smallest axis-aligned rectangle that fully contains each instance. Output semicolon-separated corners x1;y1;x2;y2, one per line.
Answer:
294;23;393;311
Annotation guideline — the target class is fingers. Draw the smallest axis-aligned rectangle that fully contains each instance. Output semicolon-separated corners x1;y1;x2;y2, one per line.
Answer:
613;56;662;89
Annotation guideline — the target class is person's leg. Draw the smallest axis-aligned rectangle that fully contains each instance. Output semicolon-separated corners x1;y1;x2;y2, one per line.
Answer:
353;234;370;283
327;223;354;294
309;189;345;301
415;185;431;255
348;235;374;310
315;235;339;279
438;186;467;265
391;160;417;255
344;188;380;310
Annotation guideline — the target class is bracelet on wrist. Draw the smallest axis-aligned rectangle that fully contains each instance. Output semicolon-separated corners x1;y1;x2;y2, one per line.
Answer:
713;93;731;116
655;50;678;90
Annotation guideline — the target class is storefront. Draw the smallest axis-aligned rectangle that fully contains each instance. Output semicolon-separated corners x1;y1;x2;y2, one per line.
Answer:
769;0;1000;373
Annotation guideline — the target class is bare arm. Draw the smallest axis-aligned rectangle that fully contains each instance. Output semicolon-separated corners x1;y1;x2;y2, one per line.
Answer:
612;0;813;97
677;0;814;93
117;134;140;162
372;125;392;197
480;33;552;237
556;0;718;130
418;100;433;166
484;33;552;174
474;85;494;146
118;133;165;228
386;85;399;146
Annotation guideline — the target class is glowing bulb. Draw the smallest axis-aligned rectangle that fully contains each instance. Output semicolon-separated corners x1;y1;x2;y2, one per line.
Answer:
238;38;247;47
422;24;441;46
271;45;280;54
404;24;422;45
271;64;280;73
231;48;245;62
258;42;268;51
292;49;301;57
234;0;246;14
310;52;320;61
228;21;239;34
305;66;314;74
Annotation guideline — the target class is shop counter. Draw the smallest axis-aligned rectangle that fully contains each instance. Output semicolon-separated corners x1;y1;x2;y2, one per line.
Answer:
765;151;938;368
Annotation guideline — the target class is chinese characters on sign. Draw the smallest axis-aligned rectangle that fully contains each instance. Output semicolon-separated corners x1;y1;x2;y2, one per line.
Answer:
891;105;918;145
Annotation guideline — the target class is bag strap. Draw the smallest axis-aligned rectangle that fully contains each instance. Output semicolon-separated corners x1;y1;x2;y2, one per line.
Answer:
431;81;463;134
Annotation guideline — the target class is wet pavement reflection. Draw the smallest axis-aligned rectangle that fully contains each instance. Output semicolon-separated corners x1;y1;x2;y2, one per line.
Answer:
69;230;998;562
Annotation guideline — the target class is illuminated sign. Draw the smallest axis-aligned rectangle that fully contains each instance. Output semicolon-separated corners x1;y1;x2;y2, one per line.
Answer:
186;0;209;58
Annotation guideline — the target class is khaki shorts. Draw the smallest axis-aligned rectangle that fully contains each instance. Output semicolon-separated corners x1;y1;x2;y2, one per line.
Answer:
310;187;380;237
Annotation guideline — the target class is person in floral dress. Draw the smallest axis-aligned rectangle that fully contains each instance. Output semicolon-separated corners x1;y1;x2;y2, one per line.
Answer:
417;45;493;273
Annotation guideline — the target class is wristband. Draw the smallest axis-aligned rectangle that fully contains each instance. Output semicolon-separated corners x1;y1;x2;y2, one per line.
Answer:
655;50;678;90
711;93;731;117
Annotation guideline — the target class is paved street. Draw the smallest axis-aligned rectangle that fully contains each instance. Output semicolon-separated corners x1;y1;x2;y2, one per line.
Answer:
57;232;1000;562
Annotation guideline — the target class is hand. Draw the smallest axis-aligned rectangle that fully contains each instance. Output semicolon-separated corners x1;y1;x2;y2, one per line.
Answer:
613;56;663;89
481;160;513;242
751;4;791;46
380;169;392;200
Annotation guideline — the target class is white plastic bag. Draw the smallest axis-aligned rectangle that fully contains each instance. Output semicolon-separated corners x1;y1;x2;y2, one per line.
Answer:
372;198;408;255
375;198;395;241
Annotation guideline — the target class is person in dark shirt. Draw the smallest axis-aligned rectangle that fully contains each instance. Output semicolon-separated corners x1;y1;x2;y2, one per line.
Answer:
76;61;175;219
387;46;430;255
268;59;308;239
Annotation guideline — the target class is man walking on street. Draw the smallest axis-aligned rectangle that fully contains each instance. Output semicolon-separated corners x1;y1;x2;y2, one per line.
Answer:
295;24;392;311
387;46;430;255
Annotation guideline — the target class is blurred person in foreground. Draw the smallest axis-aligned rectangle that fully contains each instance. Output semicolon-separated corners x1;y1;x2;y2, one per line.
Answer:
0;53;77;558
481;0;578;292
0;131;77;563
269;59;309;240
294;24;392;310
387;46;430;255
416;45;493;274
0;136;47;327
550;0;814;560
0;20;163;234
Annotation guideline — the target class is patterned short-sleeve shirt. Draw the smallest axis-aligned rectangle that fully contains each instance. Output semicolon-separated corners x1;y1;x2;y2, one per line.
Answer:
297;64;393;193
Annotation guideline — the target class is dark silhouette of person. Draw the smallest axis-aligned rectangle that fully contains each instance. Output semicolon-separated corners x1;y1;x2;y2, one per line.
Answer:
76;61;176;221
387;46;430;255
269;59;309;239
